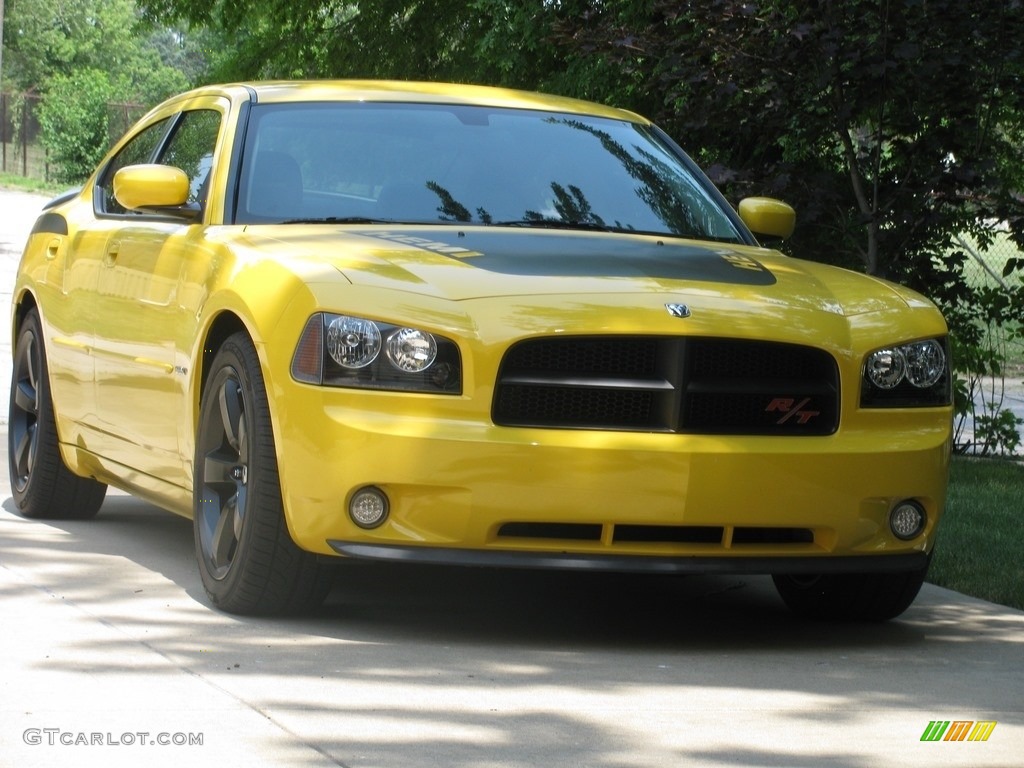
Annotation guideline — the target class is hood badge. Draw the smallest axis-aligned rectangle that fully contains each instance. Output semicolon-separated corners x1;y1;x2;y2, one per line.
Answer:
665;303;691;318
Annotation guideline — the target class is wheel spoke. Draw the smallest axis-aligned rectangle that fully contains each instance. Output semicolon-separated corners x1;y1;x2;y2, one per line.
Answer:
234;486;247;538
12;423;36;482
218;378;244;452
14;378;38;416
237;416;248;465
204;453;236;484
210;495;239;569
25;336;38;390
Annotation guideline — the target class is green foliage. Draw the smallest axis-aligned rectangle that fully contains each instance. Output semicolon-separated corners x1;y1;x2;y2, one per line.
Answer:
946;254;1024;454
4;0;138;89
3;0;198;181
975;408;1024;456
36;70;116;184
3;0;196;106
137;0;489;83
541;2;1024;287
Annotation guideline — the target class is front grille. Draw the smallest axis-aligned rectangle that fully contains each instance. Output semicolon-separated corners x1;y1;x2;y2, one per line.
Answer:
493;336;839;435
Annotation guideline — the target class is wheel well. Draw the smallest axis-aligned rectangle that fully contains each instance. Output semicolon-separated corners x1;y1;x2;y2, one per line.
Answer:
12;294;39;339
199;313;249;396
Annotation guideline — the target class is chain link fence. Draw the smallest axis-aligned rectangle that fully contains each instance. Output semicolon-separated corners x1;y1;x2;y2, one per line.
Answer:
953;229;1024;456
1;92;146;183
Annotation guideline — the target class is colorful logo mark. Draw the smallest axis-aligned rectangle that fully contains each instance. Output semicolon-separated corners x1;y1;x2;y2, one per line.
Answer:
921;720;997;742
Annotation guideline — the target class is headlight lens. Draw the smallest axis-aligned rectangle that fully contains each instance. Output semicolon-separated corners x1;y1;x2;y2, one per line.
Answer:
387;327;437;372
864;348;906;390
326;315;381;369
861;337;950;407
902;339;946;388
292;313;461;394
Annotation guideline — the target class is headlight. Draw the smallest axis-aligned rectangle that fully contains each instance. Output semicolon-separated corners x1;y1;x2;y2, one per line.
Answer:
864;348;906;390
861;337;950;407
292;313;462;394
387;327;437;372
902;339;946;388
326;315;381;369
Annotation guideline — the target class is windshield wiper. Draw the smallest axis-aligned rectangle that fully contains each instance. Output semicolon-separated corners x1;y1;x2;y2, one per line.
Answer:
279;216;471;226
493;219;616;233
492;219;744;243
279;216;393;225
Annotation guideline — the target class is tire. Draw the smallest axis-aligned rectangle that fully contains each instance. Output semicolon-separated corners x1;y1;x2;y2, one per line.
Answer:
8;309;107;519
193;332;333;615
772;554;932;622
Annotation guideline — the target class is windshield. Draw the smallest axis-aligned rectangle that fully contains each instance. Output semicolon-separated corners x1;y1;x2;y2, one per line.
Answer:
234;102;744;242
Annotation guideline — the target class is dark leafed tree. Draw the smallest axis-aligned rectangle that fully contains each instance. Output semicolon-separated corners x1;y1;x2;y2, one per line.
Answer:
541;1;1024;288
139;0;1024;299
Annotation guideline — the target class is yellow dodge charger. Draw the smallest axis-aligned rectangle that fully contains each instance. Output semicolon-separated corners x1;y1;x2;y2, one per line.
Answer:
10;81;951;619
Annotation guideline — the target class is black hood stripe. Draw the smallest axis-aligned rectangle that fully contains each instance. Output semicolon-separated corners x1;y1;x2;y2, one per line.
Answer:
358;229;777;286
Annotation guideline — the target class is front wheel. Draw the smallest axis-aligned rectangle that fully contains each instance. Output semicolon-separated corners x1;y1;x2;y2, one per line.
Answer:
8;308;106;519
772;555;932;622
193;332;333;615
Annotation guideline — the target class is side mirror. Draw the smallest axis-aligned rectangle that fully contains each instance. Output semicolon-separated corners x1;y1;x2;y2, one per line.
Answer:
113;164;200;221
738;197;796;241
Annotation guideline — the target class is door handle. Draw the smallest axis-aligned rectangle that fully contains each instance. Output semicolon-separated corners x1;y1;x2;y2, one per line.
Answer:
104;241;120;267
46;238;62;260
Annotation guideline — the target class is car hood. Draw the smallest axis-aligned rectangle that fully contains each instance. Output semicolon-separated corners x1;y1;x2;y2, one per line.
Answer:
245;225;913;317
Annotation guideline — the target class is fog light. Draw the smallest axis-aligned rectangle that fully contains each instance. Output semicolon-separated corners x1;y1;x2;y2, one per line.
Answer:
890;500;926;540
349;487;389;529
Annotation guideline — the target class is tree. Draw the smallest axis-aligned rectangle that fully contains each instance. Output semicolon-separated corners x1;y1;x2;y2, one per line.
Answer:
3;0;190;103
3;0;193;182
36;68;116;183
138;0;489;82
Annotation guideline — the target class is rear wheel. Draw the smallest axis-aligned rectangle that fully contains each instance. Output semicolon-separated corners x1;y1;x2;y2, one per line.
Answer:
772;555;931;621
8;309;107;519
193;332;332;615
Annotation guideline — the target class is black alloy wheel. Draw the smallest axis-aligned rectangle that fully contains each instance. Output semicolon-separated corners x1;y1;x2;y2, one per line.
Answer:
193;332;332;615
8;308;106;519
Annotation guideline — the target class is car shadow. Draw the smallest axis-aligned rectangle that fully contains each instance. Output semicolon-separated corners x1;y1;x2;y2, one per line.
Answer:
1;490;942;653
5;487;1023;768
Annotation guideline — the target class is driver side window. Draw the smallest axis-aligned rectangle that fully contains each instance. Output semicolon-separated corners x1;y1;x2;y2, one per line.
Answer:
98;118;170;216
158;110;221;210
97;109;221;217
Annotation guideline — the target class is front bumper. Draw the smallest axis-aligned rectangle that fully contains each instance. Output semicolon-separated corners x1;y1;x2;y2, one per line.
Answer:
273;383;951;567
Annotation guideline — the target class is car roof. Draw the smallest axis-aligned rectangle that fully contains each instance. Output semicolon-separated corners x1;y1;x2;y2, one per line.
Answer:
169;80;650;124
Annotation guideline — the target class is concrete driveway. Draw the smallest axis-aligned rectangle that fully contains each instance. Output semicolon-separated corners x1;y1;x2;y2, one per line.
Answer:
1;189;1022;768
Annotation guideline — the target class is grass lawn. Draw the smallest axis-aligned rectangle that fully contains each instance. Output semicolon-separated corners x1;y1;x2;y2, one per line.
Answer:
0;172;67;197
929;456;1024;611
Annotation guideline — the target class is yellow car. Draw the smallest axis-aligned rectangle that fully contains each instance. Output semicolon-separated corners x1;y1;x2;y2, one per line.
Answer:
10;81;951;619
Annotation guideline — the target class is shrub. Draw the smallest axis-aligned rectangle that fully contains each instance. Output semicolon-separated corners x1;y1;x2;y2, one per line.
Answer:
37;69;116;184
